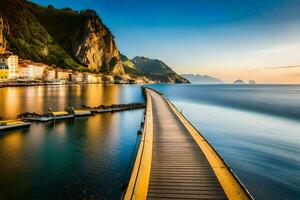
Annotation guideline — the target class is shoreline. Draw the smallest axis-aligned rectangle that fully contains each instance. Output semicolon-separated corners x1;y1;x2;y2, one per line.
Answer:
0;81;143;88
1;82;298;88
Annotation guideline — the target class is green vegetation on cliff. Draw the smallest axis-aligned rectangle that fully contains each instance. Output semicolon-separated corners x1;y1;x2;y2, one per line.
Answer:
0;0;123;73
121;54;189;83
0;0;81;69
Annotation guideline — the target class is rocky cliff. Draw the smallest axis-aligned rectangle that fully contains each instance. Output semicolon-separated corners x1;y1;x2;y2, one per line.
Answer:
122;55;189;83
0;0;123;74
0;0;185;82
71;11;123;74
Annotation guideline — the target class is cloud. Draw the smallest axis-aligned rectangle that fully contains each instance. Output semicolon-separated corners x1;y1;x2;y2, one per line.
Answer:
245;64;300;72
258;43;300;54
266;65;300;70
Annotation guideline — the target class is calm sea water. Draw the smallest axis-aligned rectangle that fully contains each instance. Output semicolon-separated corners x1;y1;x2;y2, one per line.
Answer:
150;84;300;200
0;84;299;200
0;84;145;199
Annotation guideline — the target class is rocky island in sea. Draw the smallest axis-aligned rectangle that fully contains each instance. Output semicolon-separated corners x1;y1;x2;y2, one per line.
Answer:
233;79;245;84
0;0;188;86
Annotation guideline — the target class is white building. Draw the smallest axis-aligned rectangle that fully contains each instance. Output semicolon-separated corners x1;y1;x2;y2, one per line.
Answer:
83;73;97;83
19;61;46;79
0;54;19;79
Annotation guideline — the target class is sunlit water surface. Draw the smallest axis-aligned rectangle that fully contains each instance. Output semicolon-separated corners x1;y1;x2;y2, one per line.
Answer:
150;84;300;200
0;84;144;199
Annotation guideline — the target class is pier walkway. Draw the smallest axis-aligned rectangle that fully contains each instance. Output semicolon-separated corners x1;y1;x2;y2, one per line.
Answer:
124;88;252;200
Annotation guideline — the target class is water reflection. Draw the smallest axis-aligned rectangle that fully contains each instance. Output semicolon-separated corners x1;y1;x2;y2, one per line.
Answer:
0;88;21;118
0;84;144;119
0;84;144;199
1;132;23;158
151;84;300;200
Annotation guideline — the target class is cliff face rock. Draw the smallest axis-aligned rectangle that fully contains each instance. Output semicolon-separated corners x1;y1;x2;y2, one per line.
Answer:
0;0;124;74
1;0;181;81
0;18;6;54
132;56;174;74
72;15;123;74
121;55;189;83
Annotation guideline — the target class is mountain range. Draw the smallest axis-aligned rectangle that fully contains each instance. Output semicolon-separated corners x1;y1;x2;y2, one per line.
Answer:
0;0;186;83
181;74;223;83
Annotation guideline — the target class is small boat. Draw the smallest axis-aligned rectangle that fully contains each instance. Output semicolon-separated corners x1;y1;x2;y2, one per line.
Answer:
0;119;31;131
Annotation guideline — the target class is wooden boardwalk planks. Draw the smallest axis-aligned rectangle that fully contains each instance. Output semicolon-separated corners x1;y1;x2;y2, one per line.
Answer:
147;90;227;200
124;88;252;200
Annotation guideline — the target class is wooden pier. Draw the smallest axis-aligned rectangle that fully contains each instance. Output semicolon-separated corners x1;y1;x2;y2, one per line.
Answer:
124;88;253;200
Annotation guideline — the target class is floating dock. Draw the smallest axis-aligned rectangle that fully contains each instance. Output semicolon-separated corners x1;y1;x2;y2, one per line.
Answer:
20;103;144;122
72;109;92;116
26;116;53;122
50;111;75;120
124;88;253;200
0;119;31;132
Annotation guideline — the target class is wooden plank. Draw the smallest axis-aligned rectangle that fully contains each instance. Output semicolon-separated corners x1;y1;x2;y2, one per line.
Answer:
124;88;252;200
162;90;253;200
147;90;228;200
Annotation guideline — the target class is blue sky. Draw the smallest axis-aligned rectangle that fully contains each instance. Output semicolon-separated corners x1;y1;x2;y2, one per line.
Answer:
31;0;300;83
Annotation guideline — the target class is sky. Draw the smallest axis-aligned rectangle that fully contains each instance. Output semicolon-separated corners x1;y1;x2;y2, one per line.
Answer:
31;0;300;83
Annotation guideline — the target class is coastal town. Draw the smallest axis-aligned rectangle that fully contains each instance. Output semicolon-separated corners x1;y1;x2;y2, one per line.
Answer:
0;52;152;87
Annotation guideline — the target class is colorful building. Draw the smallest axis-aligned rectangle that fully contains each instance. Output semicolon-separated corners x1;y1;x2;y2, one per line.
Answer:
55;69;65;80
55;69;71;80
72;72;83;82
0;63;8;81
18;60;46;79
45;68;56;81
0;54;19;79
